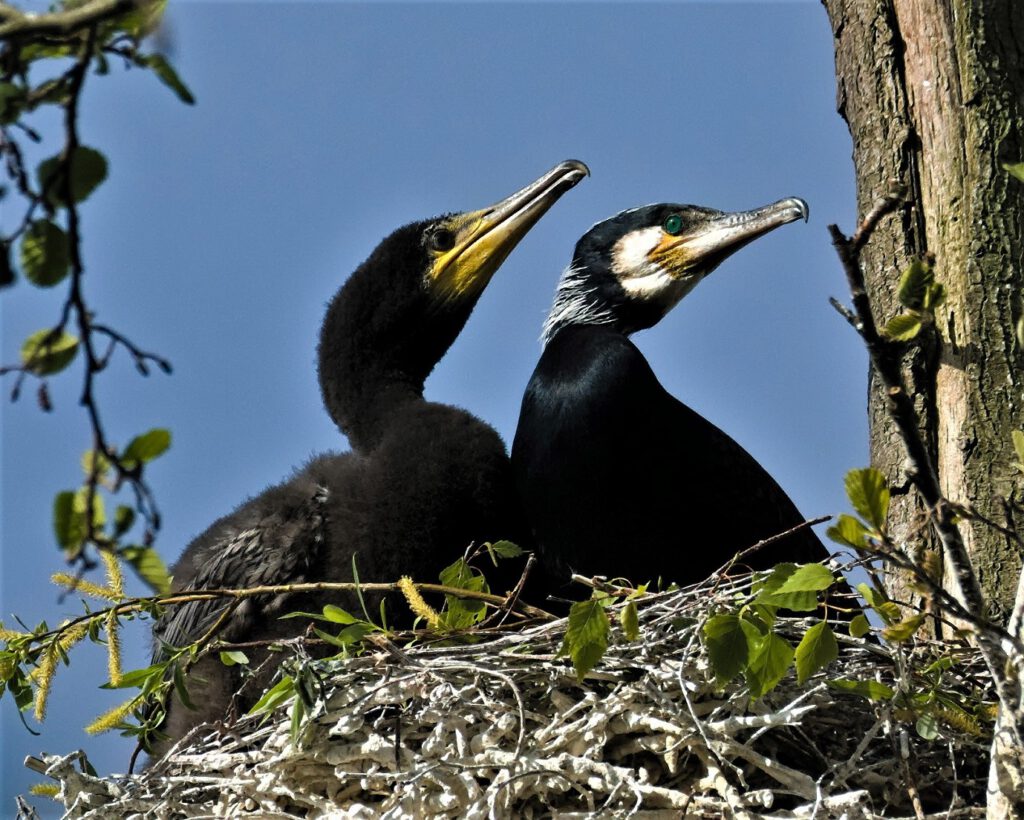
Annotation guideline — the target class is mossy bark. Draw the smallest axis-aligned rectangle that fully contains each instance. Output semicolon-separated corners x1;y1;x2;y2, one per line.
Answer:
822;0;1024;620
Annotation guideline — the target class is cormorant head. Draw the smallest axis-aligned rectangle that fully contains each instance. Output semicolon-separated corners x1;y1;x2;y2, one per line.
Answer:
320;159;589;446
542;197;808;343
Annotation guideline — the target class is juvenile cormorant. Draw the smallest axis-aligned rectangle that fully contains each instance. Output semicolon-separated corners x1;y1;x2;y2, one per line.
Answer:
512;198;831;592
150;160;589;756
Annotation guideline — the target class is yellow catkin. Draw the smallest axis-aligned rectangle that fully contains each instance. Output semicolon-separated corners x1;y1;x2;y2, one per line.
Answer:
99;548;124;598
32;622;89;721
85;695;140;735
28;783;60;799
105;609;122;686
0;624;26;642
397;576;441;629
51;573;118;602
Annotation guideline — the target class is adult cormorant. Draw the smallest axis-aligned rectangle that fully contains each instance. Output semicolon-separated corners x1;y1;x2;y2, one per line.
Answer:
512;198;831;593
150;160;589;756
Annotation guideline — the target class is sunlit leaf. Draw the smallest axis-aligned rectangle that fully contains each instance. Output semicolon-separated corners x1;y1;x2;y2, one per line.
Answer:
881;612;926;643
136;53;195;105
827;678;894;701
122;428;171;465
488;540;523;559
883;312;924;341
321;605;358;625
19;220;69;287
795;621;838;684
897;260;933;310
620;600;639;641
844;468;890;532
120;546;170;595
849;613;871;638
916;712;939;740
743;626;794;698
561;599;609;680
827;514;869;549
20;329;79;375
219;650;249;667
1003;161;1024;183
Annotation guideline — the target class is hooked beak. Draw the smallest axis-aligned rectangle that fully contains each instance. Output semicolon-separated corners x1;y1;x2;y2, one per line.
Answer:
654;197;809;278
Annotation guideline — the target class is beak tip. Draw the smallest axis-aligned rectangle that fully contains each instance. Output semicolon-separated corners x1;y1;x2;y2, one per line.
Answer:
561;159;591;183
789;197;810;223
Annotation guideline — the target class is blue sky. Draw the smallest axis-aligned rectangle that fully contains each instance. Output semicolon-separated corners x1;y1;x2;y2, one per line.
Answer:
1;1;861;810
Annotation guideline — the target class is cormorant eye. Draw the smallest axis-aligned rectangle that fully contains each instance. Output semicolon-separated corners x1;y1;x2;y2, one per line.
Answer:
662;214;683;236
428;228;456;252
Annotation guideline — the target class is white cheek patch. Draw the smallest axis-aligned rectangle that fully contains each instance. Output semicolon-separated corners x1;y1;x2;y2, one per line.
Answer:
612;228;699;307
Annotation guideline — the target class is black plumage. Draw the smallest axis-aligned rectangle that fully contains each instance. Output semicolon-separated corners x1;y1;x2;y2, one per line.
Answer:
512;198;831;593
150;160;588;756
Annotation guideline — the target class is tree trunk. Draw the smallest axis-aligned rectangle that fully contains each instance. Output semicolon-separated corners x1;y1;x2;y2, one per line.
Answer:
821;0;1024;620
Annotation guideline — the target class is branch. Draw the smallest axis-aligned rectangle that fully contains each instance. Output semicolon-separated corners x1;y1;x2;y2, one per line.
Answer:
0;0;136;39
828;191;1024;749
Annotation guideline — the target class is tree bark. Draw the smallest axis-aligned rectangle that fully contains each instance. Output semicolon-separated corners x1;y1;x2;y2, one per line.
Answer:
822;0;1024;620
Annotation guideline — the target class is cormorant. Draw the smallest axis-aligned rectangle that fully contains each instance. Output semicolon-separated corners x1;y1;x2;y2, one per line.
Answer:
512;198;832;593
150;160;589;757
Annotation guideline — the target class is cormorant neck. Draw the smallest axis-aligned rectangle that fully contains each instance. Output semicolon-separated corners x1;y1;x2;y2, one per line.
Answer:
317;231;472;451
540;263;618;346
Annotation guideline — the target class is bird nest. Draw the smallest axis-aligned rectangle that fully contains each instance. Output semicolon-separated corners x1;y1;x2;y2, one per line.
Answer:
31;572;993;819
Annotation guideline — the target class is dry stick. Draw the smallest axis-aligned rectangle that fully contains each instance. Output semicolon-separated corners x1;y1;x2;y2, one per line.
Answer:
827;192;1023;746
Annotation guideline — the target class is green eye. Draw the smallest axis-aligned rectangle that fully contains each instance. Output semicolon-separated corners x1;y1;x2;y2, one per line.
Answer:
663;214;683;235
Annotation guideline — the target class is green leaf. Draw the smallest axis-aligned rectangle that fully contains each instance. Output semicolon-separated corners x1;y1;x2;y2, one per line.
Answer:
112;505;135;538
1003;161;1024;183
171;663;194;708
883;312;924;341
756;563;833;611
73;487;106;530
620;600;639;641
769;564;835;594
1012;430;1024;471
561;599;610;680
844;468;889;532
19;220;69;287
219;650;249;667
881;612;926;643
703;613;748;684
849;613;871;638
136;53;195;105
100;663;165;690
916;712;939;740
827;514;869;549
120;546;171;595
321;605;357;625
856;582;901;625
20;328;79;375
923;282;946;312
488;540;523;559
743;627;794;698
794;621;838;684
81;449;111;481
439;557;488;629
122;428;171;465
52;491;81;551
248;675;295;716
827;678;895;701
897;259;934;310
37;146;109;207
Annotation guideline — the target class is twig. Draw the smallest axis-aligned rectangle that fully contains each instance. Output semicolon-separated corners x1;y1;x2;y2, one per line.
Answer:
0;0;136;39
